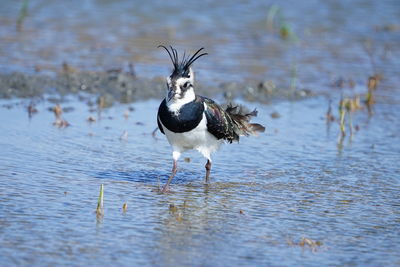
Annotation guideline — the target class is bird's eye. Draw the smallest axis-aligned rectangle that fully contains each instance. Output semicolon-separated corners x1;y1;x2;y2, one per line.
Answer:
182;82;191;89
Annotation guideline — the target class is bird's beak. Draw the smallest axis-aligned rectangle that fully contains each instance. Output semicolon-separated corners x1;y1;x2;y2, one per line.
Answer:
167;89;175;102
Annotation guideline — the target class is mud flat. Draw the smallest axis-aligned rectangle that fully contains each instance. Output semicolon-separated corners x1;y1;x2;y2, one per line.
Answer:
0;69;315;106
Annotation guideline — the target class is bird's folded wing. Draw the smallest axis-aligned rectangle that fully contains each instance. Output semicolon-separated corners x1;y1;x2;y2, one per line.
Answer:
202;97;238;143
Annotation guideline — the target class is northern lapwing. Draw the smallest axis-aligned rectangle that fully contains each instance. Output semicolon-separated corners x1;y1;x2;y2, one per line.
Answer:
157;45;265;193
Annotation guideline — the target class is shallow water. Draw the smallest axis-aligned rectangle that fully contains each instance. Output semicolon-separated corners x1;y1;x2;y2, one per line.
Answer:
0;92;399;266
1;0;400;265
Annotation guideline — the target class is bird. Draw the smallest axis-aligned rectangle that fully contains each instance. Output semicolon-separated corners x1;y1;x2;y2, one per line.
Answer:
157;45;265;193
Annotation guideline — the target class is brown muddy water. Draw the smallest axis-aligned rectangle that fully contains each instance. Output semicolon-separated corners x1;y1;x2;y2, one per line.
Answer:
0;0;400;266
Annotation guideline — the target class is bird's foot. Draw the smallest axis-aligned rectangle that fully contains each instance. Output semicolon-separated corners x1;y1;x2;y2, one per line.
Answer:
160;185;170;194
152;186;173;194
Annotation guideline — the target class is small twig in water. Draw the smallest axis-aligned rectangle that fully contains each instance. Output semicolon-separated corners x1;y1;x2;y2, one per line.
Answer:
96;184;104;218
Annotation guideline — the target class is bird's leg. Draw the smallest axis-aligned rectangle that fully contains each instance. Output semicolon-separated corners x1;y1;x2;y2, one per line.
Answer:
161;159;177;193
205;159;212;184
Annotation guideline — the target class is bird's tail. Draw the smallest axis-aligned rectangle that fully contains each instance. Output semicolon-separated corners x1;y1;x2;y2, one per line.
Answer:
225;104;265;138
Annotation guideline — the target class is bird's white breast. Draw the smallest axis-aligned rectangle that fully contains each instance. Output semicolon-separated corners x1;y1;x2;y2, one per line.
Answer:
159;112;222;159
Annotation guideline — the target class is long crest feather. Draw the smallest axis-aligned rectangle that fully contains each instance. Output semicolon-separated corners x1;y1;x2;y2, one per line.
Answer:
158;45;208;77
185;47;207;68
158;45;177;69
170;46;178;68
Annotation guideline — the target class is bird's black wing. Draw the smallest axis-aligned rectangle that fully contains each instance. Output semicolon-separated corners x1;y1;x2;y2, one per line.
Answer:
201;96;265;143
201;96;239;143
157;100;166;135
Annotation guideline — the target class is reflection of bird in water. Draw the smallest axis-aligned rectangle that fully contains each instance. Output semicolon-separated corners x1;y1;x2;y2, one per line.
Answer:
157;46;265;193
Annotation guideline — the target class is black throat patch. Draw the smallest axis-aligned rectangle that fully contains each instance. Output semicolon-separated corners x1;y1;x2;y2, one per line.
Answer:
158;97;205;133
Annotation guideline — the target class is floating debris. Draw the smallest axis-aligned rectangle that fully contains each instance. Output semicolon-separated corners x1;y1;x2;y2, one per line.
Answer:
287;237;323;252
270;111;281;119
87;116;96;122
96;184;104;218
299;237;323;252
122;203;128;212
184;157;191;163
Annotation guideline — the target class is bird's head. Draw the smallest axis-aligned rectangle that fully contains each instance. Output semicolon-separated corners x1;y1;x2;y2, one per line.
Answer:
159;45;207;105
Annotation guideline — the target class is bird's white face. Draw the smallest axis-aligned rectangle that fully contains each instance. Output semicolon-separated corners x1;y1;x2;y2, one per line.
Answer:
166;68;195;113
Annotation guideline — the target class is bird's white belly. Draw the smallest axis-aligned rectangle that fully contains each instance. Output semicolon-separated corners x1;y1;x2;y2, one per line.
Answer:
160;113;222;158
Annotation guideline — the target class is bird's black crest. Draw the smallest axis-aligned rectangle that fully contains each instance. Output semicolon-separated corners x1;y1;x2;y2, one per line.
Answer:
158;45;208;78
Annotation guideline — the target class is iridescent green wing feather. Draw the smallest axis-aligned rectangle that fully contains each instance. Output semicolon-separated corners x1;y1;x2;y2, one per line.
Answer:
201;96;239;143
